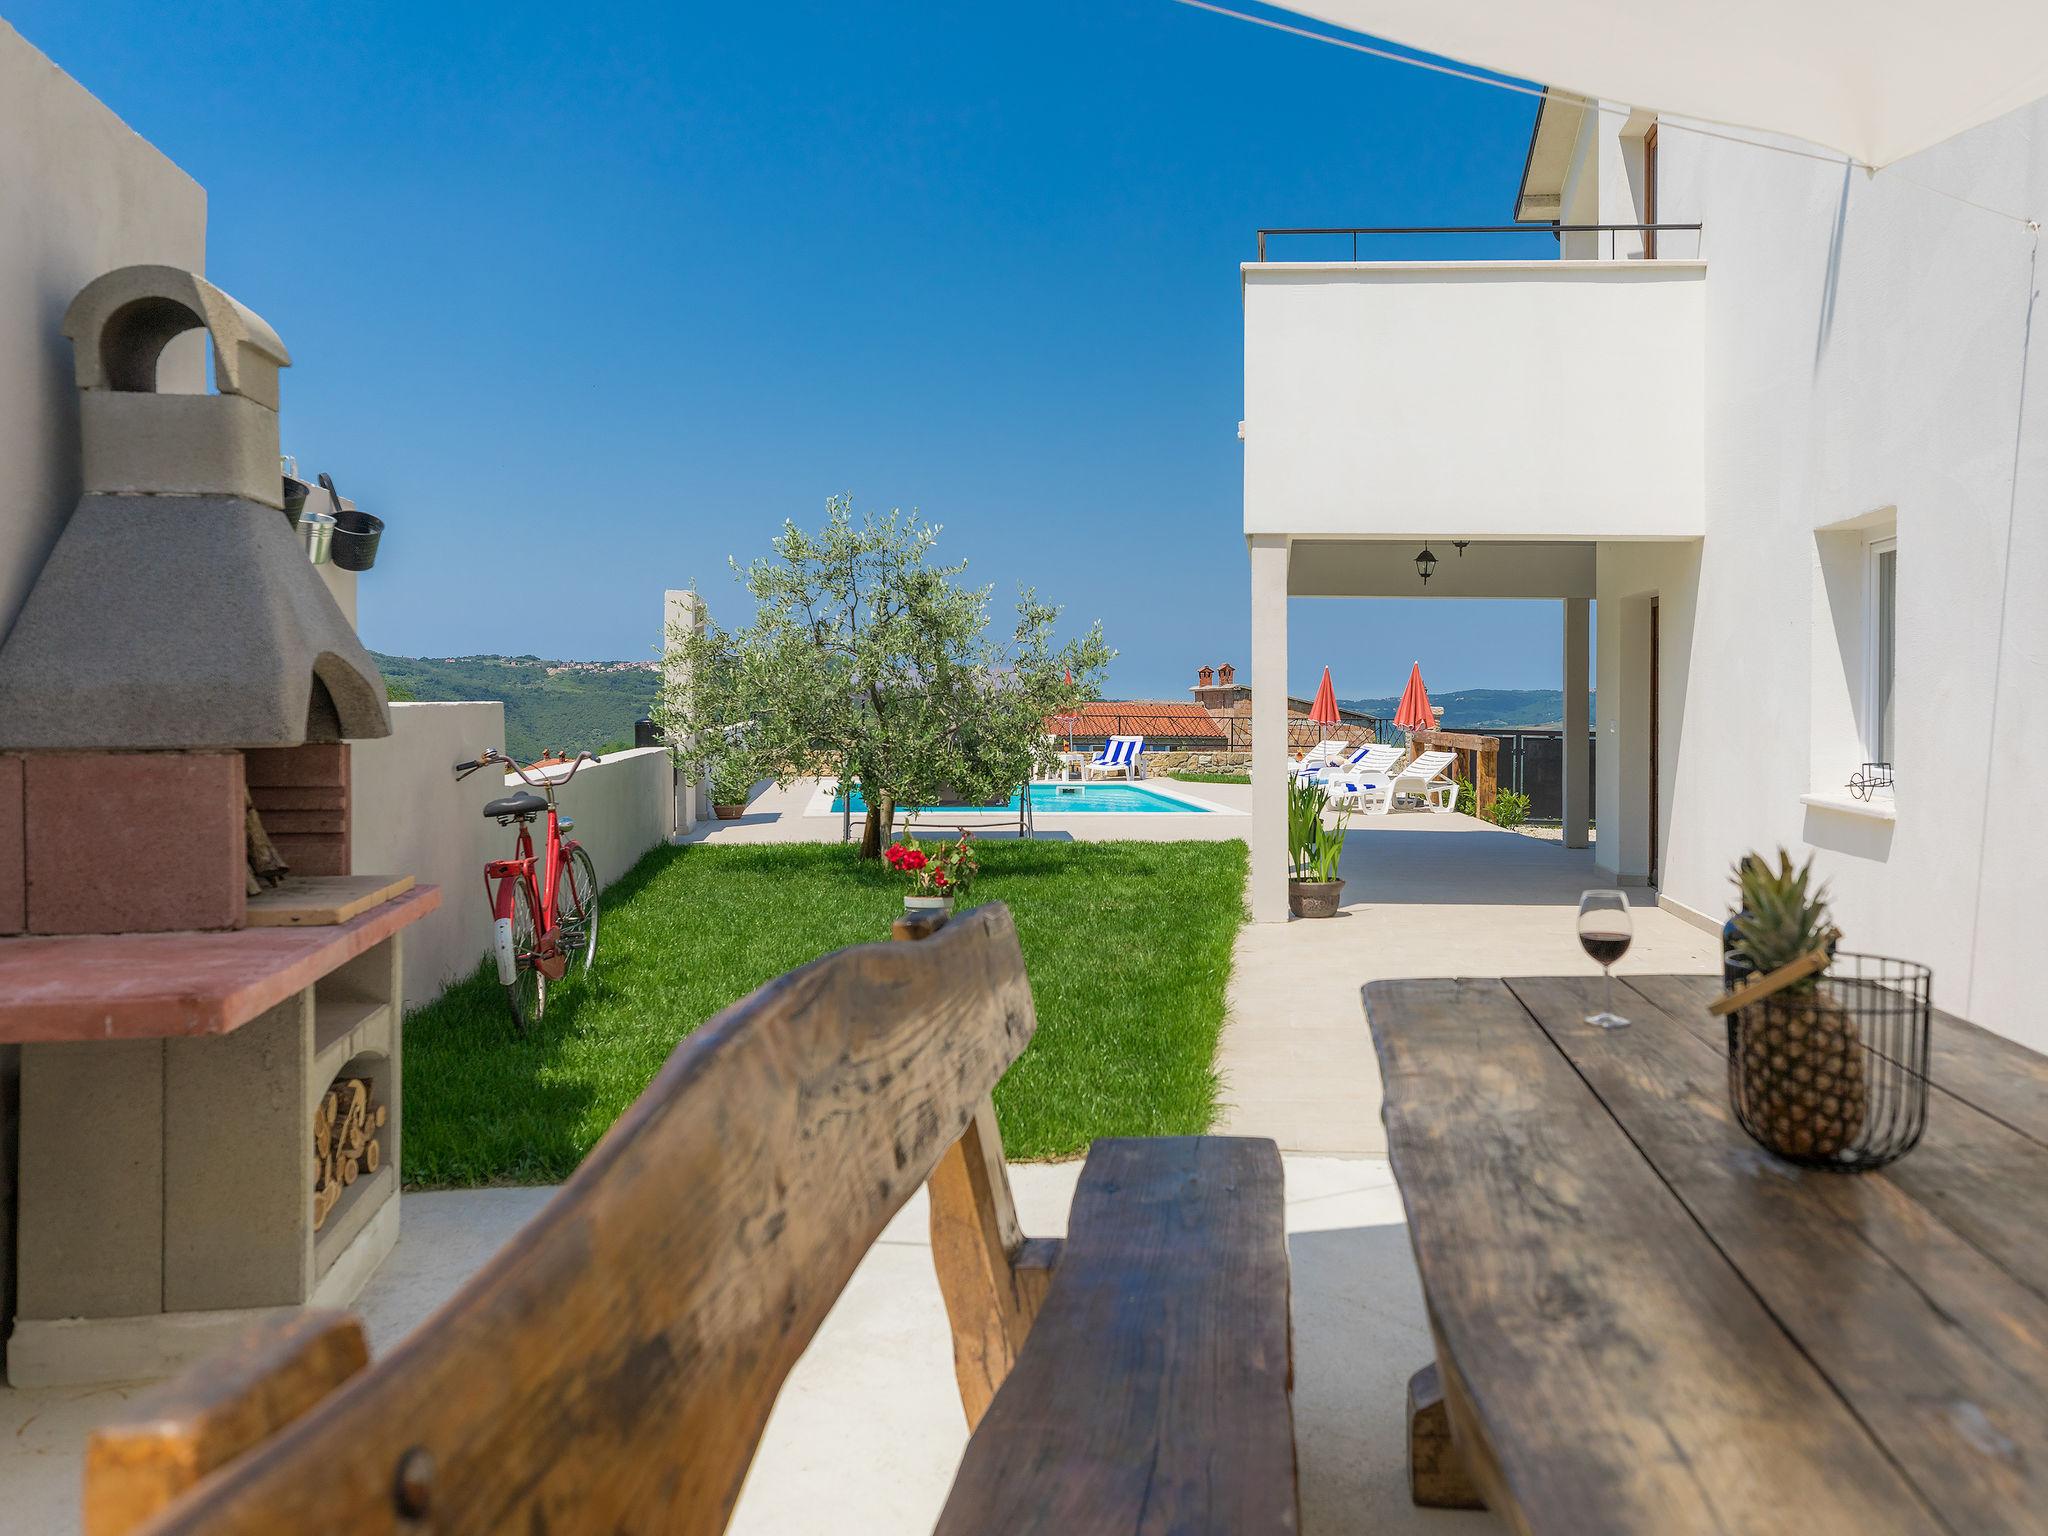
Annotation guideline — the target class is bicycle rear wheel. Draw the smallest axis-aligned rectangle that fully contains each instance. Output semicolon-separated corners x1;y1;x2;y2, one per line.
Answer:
558;845;600;969
503;879;546;1034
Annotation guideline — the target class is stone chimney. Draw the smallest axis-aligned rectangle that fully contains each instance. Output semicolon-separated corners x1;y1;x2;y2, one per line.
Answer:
1192;661;1252;713
0;265;389;750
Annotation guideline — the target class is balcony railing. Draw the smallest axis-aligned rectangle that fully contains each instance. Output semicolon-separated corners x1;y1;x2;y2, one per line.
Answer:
1254;223;1704;262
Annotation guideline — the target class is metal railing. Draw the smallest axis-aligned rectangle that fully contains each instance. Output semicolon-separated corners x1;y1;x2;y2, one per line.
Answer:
1254;223;1704;262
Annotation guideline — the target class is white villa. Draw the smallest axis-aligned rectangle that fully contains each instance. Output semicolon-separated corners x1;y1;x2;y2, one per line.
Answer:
1244;82;2048;1054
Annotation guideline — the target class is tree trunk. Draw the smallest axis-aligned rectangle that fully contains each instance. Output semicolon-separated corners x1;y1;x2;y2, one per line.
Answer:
857;793;896;859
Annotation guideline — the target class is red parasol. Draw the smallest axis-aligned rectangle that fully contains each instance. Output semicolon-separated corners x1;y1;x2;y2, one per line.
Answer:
1307;667;1340;740
1393;662;1435;734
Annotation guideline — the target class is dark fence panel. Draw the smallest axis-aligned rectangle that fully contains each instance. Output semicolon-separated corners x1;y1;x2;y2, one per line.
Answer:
1494;730;1596;820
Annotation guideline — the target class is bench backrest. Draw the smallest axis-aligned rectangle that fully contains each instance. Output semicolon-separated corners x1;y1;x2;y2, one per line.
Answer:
105;905;1037;1536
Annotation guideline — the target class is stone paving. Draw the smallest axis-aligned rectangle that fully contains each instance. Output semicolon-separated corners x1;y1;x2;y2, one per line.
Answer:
1219;812;1722;1154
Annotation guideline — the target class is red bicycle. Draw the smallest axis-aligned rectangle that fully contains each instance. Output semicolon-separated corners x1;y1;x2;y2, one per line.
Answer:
454;748;602;1032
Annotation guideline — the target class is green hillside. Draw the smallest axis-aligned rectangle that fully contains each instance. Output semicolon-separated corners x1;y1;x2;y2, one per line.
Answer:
372;653;659;762
1339;688;1595;730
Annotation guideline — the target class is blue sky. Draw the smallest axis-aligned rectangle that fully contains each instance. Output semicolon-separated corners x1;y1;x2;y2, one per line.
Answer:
15;0;1572;702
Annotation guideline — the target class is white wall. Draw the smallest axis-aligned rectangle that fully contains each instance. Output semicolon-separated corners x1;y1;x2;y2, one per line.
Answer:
351;703;506;1009
1589;100;2048;1050
528;747;675;902
1242;260;1705;540
0;21;207;643
352;711;676;1010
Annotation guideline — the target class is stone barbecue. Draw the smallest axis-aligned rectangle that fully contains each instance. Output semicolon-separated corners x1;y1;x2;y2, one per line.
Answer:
0;265;434;1388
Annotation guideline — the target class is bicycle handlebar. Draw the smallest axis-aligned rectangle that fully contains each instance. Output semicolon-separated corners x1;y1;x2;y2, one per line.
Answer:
452;748;600;789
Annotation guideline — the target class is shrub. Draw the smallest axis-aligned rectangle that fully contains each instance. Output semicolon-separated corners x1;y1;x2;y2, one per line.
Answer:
1454;776;1477;816
710;753;757;806
1488;789;1532;829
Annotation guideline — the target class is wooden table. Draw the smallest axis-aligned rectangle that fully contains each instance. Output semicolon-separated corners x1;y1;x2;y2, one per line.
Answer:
1365;974;2048;1535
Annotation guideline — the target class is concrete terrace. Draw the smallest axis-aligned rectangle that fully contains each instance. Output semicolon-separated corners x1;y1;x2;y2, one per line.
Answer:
7;1160;1494;1536
1221;814;1722;1154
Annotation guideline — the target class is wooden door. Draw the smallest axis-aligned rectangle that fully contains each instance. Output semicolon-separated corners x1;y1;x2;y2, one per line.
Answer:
1642;123;1660;258
1648;597;1660;887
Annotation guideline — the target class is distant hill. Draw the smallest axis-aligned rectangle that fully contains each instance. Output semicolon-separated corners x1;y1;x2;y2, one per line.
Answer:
373;653;659;762
1338;688;1594;731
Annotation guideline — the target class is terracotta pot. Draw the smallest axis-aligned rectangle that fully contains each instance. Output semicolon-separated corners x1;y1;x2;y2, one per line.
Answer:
1287;878;1345;919
713;803;747;820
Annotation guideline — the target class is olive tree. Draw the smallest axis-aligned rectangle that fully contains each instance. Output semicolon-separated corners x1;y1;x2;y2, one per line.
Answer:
657;496;1110;856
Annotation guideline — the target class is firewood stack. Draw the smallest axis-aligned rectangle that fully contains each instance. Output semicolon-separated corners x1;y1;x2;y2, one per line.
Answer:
312;1075;386;1230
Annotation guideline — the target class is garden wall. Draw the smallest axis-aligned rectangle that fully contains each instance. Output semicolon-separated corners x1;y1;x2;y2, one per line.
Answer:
351;702;508;1008
0;22;210;1377
1142;749;1251;776
352;707;676;1009
537;746;674;904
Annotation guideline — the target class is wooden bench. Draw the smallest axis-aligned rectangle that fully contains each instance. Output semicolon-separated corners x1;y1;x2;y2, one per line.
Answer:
84;904;1296;1536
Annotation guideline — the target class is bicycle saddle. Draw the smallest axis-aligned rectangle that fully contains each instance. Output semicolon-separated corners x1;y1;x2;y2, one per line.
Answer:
483;791;549;820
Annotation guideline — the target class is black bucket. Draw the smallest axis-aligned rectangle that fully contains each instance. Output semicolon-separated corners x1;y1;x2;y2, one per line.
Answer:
281;474;311;525
331;507;384;572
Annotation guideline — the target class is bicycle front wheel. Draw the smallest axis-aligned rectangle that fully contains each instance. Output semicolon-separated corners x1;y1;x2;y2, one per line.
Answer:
559;845;600;970
503;878;545;1034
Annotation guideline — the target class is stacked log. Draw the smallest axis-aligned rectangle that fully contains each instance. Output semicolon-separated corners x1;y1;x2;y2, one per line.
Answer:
312;1075;388;1230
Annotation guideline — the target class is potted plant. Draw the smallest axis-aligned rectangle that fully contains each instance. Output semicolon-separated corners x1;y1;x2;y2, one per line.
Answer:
1287;778;1350;918
886;832;978;917
710;754;756;820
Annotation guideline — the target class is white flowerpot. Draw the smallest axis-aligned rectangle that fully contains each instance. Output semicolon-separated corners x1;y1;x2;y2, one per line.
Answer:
904;894;955;917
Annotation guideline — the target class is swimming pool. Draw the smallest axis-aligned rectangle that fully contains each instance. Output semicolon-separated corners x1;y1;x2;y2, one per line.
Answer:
829;782;1216;814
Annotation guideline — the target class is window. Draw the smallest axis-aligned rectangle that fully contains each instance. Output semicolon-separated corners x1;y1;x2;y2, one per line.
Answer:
1866;537;1897;772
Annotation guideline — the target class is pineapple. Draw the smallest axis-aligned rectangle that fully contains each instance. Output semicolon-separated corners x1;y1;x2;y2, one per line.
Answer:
1727;850;1863;1159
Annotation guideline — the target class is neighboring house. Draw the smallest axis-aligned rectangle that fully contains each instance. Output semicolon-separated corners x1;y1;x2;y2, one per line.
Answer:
1243;87;2048;1052
1047;664;1382;752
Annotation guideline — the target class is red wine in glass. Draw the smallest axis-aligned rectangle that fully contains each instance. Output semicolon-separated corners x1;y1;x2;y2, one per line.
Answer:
1581;931;1632;967
1577;890;1633;1028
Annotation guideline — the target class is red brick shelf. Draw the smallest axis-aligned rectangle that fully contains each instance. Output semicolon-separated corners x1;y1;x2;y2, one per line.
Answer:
0;885;439;1043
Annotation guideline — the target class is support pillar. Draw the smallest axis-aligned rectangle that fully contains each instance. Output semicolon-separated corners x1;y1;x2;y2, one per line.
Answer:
1249;536;1290;922
662;589;710;833
1563;597;1590;849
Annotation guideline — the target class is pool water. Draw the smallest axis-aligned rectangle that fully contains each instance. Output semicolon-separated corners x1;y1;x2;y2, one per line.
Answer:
831;782;1209;814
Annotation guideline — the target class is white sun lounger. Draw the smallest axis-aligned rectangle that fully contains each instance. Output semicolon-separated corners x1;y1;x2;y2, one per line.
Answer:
1290;740;1346;779
1311;742;1400;786
1376;748;1458;815
1081;735;1144;781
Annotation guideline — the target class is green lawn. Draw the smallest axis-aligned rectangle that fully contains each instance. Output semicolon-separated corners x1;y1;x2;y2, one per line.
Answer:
402;839;1248;1186
1169;770;1251;786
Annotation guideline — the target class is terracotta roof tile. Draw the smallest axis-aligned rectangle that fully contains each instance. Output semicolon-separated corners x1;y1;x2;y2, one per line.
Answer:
1045;701;1228;743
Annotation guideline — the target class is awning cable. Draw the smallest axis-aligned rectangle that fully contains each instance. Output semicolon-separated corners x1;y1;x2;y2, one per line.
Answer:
1165;0;2038;229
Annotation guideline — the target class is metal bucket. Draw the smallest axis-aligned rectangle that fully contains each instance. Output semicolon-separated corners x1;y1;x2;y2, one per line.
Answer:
300;509;337;565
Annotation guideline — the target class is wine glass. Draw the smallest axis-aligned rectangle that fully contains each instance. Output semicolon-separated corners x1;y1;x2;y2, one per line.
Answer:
1577;890;1633;1029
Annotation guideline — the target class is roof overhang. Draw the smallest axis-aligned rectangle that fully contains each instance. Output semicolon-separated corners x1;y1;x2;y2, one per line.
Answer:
1263;1;2048;167
1513;90;1588;223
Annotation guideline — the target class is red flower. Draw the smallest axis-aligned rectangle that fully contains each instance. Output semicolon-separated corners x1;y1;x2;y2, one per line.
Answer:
903;849;927;871
932;871;948;888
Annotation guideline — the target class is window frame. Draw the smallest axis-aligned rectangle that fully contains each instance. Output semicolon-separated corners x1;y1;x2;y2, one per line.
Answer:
1863;534;1898;787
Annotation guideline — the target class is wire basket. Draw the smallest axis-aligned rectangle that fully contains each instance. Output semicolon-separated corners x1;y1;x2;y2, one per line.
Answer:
1726;952;1931;1171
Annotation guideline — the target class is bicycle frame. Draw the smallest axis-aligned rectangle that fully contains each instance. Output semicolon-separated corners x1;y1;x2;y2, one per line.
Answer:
468;751;595;987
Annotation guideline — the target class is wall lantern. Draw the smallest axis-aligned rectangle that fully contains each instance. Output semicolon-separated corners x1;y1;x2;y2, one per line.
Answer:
1453;540;1470;557
1414;545;1438;585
